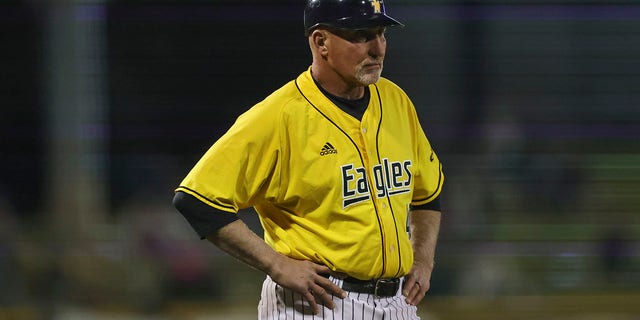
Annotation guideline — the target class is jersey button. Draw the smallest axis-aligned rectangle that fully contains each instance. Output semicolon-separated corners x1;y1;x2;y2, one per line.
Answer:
362;128;367;133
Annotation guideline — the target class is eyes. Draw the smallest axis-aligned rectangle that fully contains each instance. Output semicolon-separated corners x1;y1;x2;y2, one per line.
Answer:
329;27;387;43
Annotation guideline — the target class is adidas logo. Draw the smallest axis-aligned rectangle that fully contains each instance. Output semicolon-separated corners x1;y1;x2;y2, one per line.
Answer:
320;142;338;156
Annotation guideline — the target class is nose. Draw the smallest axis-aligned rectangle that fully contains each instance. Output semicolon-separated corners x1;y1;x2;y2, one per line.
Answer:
368;34;386;59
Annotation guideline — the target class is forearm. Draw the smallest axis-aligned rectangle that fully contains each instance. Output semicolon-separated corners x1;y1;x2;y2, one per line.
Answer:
207;219;346;313
409;209;441;272
206;219;282;276
402;209;441;304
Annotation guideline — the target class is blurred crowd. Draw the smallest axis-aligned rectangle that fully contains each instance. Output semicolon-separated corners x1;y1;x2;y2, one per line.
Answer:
0;153;638;319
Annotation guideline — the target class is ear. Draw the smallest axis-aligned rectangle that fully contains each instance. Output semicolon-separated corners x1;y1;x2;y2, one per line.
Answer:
311;30;329;57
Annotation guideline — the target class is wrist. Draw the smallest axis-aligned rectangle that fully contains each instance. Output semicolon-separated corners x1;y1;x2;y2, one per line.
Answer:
263;250;285;277
413;258;435;272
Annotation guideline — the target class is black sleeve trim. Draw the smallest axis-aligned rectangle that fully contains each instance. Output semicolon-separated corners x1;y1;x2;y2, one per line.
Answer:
410;195;441;212
172;191;239;239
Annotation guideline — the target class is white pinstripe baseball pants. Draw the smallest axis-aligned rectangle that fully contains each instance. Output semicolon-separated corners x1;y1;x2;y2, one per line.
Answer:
258;276;420;320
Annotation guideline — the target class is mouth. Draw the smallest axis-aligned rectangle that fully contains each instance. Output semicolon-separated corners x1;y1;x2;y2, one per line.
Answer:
363;63;382;70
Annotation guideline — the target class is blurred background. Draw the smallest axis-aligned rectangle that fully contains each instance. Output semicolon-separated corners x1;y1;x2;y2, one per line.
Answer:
1;0;639;319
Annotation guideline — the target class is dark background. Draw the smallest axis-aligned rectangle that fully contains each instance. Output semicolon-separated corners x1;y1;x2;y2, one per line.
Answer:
1;0;639;319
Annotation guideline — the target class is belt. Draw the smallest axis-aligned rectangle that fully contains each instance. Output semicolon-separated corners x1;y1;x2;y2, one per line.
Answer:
340;277;401;298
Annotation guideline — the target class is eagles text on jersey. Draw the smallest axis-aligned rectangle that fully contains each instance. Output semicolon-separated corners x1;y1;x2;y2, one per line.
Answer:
341;158;412;208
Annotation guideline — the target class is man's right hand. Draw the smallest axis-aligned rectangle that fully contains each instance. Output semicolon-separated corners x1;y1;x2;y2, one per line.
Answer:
268;256;347;315
206;220;346;315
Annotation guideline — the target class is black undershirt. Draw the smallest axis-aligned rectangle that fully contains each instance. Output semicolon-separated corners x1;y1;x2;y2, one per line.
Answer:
173;192;238;239
314;78;370;120
173;82;441;239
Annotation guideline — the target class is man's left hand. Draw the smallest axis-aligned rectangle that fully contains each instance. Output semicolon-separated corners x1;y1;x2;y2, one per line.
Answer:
402;262;433;306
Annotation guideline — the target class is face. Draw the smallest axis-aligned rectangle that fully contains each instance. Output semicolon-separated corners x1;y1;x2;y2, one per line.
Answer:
322;26;387;86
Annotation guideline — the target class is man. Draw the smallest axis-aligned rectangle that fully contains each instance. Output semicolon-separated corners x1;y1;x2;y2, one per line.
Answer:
173;0;444;319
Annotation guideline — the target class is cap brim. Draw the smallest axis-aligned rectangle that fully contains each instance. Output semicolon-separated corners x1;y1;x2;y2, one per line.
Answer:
373;14;405;28
334;14;404;30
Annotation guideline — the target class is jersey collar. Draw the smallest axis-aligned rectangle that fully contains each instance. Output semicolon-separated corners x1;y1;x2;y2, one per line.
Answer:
295;68;381;130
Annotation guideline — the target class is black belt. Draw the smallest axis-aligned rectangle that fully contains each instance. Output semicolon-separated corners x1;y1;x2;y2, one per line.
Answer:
341;277;401;297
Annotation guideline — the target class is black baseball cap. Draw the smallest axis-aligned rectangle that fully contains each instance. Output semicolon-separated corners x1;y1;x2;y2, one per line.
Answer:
304;0;404;36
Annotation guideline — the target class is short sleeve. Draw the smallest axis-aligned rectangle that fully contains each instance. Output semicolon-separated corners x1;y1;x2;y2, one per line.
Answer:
409;112;444;206
175;102;282;213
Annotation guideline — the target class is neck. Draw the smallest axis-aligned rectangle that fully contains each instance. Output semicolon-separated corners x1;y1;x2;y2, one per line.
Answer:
311;63;365;100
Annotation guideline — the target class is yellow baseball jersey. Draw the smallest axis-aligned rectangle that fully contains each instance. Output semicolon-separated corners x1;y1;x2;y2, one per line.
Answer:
176;69;444;280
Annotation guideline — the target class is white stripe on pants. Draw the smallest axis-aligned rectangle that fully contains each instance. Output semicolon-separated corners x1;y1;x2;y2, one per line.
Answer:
258;275;420;320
